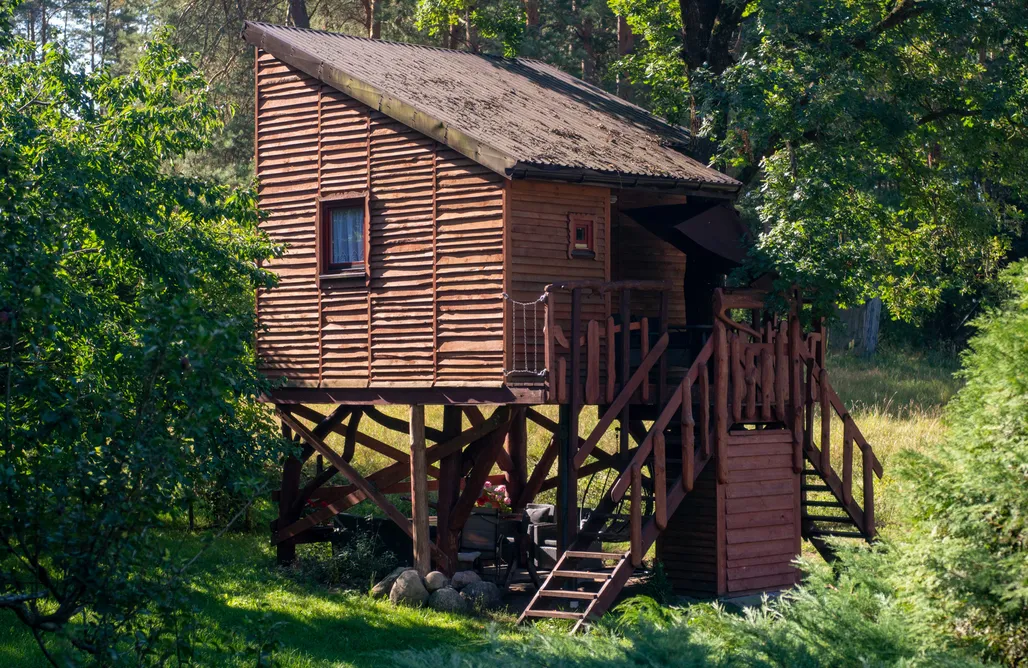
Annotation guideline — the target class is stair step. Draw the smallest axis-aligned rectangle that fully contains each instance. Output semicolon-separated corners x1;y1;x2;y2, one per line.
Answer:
565;551;625;560
552;570;612;580
802;484;832;493
808;529;865;539
803;499;843;508
538;590;599;600
523;609;584;620
803;514;854;524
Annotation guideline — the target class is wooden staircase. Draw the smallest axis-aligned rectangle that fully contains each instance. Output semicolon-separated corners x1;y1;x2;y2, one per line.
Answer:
519;285;883;630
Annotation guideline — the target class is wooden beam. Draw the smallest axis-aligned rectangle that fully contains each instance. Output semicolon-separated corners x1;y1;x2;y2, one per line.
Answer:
517;434;557;508
274;407;511;545
365;406;445;442
409;405;430;576
449;415;513;532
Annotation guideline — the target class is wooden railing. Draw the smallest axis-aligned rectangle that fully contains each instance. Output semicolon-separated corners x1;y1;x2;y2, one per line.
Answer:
543;280;672;408
799;352;883;537
607;335;715;565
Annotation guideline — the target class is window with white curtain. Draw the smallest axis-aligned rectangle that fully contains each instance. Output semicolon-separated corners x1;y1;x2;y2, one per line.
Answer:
325;205;364;270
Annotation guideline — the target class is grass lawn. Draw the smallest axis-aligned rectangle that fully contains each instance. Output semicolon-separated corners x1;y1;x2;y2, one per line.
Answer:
0;345;962;666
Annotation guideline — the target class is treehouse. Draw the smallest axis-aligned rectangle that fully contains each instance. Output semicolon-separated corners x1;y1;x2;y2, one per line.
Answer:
245;21;882;628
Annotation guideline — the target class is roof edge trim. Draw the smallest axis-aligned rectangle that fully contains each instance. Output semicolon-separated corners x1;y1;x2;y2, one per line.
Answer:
510;164;740;198
243;21;518;179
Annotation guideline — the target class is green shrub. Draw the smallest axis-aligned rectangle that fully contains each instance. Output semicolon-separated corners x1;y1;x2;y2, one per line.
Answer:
892;259;1028;665
291;529;398;591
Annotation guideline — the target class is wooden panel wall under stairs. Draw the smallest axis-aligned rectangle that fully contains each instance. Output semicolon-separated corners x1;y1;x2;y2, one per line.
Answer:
255;50;505;388
658;428;801;597
655;464;718;596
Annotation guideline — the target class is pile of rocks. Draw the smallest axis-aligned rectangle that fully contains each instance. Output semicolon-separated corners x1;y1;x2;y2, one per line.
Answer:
371;567;502;613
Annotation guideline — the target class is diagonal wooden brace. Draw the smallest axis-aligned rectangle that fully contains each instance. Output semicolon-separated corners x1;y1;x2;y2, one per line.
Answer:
276;408;451;572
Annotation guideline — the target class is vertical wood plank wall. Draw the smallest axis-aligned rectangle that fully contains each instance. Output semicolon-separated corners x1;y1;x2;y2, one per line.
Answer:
508;180;611;374
255;51;504;387
657;436;801;597
612;207;687;328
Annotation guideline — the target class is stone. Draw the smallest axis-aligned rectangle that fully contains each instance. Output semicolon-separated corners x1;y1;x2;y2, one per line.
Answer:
389;569;429;607
428;586;467;613
424;570;449;592
460;580;502;609
450;570;481;591
370;566;408;599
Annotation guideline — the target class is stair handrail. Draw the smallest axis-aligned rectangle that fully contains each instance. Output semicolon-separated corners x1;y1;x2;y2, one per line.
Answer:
798;350;883;537
609;336;714;504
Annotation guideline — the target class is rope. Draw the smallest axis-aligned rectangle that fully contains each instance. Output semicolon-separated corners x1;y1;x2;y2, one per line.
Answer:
502;292;548;377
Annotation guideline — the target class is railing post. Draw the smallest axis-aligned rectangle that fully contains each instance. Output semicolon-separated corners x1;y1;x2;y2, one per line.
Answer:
788;294;804;473
619;288;631;456
586;319;600;404
640;316;650;402
700;365;711;458
682;381;695;492
630;462;642;566
571;288;582;411
731;333;743;423
842;417;854;505
605;316;616;403
658;289;669;407
819;368;831;473
544;291;555;401
713;315;729;484
775;320;788;423
862;444;875;539
654;432;667;530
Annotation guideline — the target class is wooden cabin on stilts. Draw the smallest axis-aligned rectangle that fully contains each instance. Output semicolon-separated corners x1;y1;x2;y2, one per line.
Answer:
245;21;882;630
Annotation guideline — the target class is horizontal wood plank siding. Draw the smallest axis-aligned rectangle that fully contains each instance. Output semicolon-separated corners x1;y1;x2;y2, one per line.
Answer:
256;51;320;383
722;430;801;594
435;154;505;385
612;208;686;327
255;51;505;389
508;180;610;380
656;464;719;596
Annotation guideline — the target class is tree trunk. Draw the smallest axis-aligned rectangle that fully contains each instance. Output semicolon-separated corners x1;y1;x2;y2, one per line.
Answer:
830;298;881;357
289;0;310;28
616;15;634;99
524;0;540;27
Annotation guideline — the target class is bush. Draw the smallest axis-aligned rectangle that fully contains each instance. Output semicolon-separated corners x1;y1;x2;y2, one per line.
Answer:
292;528;398;591
892;259;1028;665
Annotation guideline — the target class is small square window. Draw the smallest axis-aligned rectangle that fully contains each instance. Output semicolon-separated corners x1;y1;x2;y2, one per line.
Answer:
568;214;596;259
320;197;366;278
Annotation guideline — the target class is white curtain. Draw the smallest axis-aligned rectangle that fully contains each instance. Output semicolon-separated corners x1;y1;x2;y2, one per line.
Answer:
331;208;363;265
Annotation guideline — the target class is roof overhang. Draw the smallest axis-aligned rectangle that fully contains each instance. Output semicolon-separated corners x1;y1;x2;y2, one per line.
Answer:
243;21;518;178
243;21;742;198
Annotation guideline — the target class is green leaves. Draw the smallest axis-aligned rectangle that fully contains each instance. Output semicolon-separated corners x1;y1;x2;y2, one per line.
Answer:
0;22;285;663
613;0;1028;320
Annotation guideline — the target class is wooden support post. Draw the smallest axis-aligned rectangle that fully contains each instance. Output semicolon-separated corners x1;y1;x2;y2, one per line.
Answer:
658;289;669;407
505;407;528;508
842;417;854;505
557;403;578;553
435;406;463;573
277;421;302;564
409;405;430;576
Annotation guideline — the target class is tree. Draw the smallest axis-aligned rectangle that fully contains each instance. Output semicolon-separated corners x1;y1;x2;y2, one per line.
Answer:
0;11;285;662
610;0;1028;319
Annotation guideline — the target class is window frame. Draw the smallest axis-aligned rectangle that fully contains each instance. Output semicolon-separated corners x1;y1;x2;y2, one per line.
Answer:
317;191;369;282
568;213;596;259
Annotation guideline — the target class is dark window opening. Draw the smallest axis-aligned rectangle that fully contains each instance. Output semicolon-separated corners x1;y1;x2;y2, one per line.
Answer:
569;215;595;259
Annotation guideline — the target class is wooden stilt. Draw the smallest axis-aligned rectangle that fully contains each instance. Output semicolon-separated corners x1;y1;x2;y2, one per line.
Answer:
435;406;463;574
409;405;430;576
505;407;528;508
276;421;302;564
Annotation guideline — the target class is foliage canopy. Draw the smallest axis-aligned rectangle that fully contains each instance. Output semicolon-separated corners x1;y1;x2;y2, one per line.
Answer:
0;10;284;662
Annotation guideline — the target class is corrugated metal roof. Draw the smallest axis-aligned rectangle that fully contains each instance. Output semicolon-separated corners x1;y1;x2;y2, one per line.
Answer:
243;21;740;192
